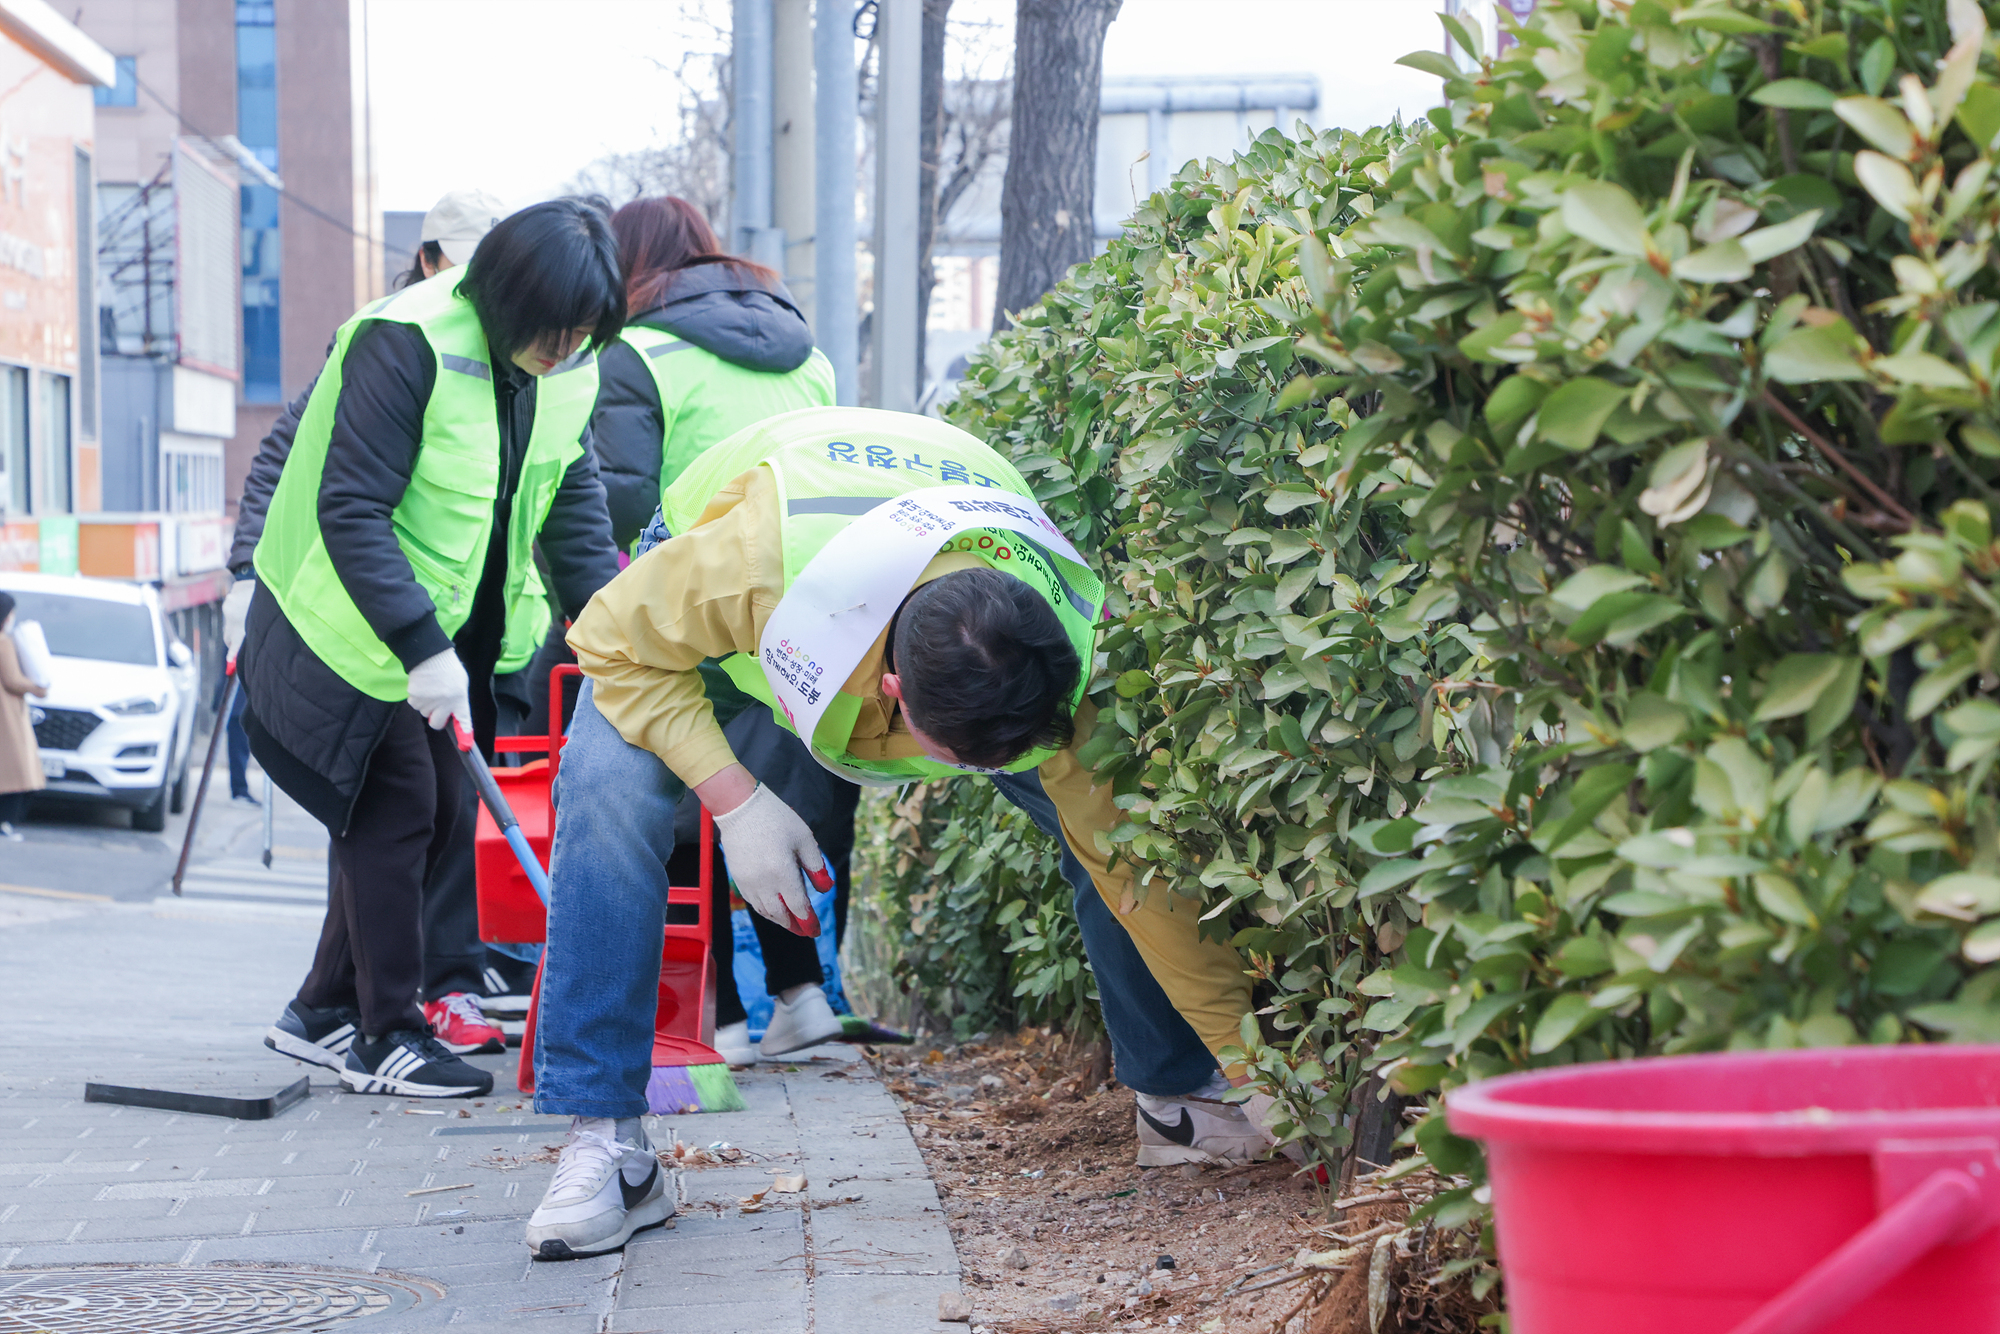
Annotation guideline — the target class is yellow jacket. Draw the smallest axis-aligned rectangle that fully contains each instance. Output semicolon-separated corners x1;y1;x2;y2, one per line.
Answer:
568;466;1253;1069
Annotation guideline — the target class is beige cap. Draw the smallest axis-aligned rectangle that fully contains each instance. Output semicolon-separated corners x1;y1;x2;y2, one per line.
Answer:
420;189;507;265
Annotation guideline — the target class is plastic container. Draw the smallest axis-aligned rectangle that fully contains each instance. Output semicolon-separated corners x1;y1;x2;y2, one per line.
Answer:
1446;1046;2000;1334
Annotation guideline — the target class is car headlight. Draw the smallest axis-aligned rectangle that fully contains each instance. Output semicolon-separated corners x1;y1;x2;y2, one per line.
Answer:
104;695;166;716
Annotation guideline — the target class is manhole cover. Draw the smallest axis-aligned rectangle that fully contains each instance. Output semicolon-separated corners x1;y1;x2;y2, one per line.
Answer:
0;1263;440;1331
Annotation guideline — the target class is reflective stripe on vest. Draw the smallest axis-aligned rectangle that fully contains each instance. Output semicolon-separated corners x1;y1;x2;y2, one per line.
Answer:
660;406;1100;782
254;267;596;700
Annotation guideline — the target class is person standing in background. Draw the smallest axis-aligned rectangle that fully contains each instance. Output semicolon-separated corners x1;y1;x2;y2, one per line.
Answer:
593;196;848;1065
0;592;50;842
241;198;624;1099
221;189;532;1053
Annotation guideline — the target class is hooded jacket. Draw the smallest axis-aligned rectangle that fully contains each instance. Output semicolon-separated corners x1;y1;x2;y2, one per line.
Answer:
592;263;832;547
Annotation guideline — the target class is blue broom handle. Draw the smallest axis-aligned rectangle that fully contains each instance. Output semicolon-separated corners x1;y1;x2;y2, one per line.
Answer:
454;722;553;908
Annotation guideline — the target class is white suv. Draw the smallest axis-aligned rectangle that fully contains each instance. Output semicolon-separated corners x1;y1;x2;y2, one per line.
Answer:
0;573;199;832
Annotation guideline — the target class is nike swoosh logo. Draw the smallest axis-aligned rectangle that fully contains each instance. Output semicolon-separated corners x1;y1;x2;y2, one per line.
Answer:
1138;1106;1196;1146
621;1160;658;1211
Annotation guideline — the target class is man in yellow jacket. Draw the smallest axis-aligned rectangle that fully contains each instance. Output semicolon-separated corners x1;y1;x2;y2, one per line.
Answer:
523;407;1271;1260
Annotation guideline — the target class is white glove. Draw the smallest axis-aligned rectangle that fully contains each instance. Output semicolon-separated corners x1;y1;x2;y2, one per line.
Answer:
712;783;829;935
222;578;254;659
404;648;471;733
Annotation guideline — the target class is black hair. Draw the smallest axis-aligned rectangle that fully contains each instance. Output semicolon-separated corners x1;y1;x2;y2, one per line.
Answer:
889;568;1080;768
456;197;625;362
0;591;12;625
393;240;445;291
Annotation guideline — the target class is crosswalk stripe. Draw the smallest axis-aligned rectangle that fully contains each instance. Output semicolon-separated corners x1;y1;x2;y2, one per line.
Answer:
176;883;327;903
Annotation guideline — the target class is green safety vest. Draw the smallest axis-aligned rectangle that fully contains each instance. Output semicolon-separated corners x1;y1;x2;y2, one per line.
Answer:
616;324;836;494
255;267;599;700
661;406;1102;782
498;564;553;675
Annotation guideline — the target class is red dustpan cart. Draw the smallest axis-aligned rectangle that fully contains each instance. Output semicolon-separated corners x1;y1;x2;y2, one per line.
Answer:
471;664;732;1113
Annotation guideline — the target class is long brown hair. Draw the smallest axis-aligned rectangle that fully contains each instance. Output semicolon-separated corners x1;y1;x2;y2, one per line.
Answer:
612;196;778;313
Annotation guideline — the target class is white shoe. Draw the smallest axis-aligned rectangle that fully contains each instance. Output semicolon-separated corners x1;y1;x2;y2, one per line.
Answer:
757;986;844;1057
526;1117;673;1260
1135;1072;1268;1167
714;1020;758;1067
0;823;20;842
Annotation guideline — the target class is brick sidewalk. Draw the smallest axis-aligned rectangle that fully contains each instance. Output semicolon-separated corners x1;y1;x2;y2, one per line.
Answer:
0;895;962;1333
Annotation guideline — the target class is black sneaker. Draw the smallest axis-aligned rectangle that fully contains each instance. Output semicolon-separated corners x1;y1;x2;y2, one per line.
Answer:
339;1027;494;1098
264;999;361;1071
479;954;537;1018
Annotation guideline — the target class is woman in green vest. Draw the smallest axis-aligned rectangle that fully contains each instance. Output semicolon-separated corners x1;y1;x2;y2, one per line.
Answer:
238;198;625;1100
591;195;851;1067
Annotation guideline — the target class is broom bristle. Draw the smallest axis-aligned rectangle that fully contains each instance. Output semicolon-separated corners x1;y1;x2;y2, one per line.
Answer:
645;1061;746;1115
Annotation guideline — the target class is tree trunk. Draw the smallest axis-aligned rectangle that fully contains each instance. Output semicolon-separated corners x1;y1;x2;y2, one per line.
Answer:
916;0;952;391
993;0;1120;331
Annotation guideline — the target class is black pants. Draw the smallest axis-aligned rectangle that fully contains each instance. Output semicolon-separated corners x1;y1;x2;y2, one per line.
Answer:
666;820;826;1027
0;791;28;823
297;707;464;1037
420;781;485;1001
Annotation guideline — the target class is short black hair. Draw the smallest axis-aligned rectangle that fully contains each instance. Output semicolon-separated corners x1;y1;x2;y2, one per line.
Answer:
890;568;1081;768
457;197;625;362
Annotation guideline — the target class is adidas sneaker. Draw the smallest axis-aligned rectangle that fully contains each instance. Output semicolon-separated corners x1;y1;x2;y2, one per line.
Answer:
339;1028;494;1098
263;998;360;1072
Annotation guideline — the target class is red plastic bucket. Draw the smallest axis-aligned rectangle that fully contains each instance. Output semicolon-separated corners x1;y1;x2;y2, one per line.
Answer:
1446;1046;2000;1334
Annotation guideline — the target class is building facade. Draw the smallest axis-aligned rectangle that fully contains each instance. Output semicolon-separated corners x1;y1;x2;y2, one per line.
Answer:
0;0;112;572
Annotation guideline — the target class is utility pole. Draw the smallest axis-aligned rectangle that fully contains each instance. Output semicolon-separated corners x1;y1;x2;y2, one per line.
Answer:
732;0;782;269
813;0;858;404
772;0;816;327
869;0;921;412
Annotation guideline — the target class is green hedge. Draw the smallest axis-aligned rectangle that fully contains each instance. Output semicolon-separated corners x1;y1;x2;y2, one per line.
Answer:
859;0;2000;1235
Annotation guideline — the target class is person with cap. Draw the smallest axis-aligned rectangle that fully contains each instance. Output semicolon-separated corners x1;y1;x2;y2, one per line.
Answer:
237;198;624;1099
522;406;1274;1260
222;188;532;1057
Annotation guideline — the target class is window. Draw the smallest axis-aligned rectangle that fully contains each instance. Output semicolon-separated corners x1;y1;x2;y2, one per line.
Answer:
237;5;281;401
162;438;224;514
0;366;25;515
38;373;71;514
3;591;157;665
93;57;137;108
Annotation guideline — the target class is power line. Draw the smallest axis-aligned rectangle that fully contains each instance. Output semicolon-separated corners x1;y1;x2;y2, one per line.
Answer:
130;72;382;251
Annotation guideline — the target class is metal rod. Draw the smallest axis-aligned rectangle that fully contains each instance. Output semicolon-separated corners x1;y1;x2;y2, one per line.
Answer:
171;668;235;896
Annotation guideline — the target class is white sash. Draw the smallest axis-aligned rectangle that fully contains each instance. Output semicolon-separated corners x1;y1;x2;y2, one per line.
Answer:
757;485;1093;786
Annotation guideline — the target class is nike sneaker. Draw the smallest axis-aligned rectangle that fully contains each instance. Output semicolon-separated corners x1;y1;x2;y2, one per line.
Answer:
527;1117;674;1259
263;998;361;1072
1134;1072;1268;1167
423;992;506;1055
339;1028;493;1098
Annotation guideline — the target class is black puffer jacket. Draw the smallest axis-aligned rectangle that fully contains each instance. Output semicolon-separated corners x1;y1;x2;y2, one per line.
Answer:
593;264;815;546
226;377;314;574
238;321;620;832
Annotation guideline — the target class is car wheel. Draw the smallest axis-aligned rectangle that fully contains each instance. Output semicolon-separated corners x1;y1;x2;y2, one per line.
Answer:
169;751;188;814
133;778;169;833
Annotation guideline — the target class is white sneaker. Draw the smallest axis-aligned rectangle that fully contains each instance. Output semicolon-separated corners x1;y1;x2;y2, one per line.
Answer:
1134;1072;1267;1167
757;986;844;1058
526;1117;673;1260
714;1020;758;1067
0;822;20;842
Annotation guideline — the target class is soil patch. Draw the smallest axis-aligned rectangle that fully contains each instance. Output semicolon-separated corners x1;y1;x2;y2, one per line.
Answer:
871;1032;1494;1334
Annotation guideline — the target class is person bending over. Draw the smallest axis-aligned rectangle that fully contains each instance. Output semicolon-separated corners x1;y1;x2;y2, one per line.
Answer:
523;406;1269;1260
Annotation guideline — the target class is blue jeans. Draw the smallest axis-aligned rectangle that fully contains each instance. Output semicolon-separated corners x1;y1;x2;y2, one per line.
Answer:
531;682;1219;1116
532;512;1218;1116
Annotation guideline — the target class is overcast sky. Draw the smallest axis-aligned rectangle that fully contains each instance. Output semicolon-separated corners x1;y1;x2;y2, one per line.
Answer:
368;0;1445;214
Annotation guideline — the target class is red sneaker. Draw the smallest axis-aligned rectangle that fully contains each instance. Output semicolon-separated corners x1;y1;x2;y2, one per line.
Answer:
424;993;505;1055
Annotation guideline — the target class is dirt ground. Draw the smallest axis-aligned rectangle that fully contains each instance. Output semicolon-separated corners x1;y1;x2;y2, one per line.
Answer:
868;1032;1495;1334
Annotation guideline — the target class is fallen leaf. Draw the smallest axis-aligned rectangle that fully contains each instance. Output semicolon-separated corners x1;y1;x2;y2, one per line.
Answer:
739;1189;770;1214
772;1173;808;1193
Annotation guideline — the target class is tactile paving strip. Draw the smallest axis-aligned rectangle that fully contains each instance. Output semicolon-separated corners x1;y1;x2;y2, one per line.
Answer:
0;1263;438;1330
